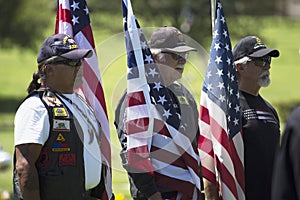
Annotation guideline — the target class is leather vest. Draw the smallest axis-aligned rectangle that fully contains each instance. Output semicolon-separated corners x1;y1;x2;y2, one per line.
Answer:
14;90;93;200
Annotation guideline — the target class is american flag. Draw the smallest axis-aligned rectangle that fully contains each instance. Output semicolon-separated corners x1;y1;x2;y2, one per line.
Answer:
122;0;202;198
198;0;245;199
55;0;112;199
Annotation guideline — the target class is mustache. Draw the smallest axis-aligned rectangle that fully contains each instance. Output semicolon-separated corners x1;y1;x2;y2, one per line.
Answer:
259;70;270;78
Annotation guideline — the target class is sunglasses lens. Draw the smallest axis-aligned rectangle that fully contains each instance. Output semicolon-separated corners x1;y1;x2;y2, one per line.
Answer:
48;59;82;67
254;56;271;67
254;60;264;67
68;60;82;67
266;56;271;64
171;54;180;60
168;52;189;60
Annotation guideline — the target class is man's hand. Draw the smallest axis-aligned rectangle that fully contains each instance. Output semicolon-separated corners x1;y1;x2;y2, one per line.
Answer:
148;192;163;200
15;143;42;200
203;179;220;200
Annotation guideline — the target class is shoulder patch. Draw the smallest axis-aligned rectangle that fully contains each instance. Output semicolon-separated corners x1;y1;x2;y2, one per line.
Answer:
42;95;63;107
53;107;68;117
59;153;76;166
53;119;70;131
178;95;189;105
56;133;66;142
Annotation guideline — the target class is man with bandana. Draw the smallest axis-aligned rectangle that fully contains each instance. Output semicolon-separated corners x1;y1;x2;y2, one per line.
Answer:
203;36;281;200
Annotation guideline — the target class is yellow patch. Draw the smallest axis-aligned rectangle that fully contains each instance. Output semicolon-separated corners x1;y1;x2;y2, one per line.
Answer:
178;96;189;105
56;133;66;142
69;44;78;49
52;148;71;152
63;35;78;49
256;37;262;44
53;107;68;117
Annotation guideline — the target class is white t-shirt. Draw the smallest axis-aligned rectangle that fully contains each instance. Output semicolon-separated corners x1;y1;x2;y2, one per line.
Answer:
14;95;50;146
14;93;102;189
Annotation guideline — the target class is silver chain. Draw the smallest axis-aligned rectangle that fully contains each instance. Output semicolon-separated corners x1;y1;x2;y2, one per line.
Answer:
59;93;101;140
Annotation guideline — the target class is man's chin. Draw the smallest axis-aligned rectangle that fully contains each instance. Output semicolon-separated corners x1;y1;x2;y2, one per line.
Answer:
176;64;185;69
259;78;271;87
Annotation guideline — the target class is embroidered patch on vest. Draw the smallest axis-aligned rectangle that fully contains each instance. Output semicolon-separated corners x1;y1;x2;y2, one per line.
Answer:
53;107;68;117
56;133;66;142
178;95;189;105
59;153;76;166
52;141;71;152
37;147;50;168
53;119;70;131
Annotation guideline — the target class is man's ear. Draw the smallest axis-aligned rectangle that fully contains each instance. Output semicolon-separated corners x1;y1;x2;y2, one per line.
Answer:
44;64;54;76
236;63;244;71
152;53;159;63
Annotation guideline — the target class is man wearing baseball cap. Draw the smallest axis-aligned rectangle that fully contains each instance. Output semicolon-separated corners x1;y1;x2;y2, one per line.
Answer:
147;26;197;86
203;36;281;200
13;34;108;200
234;36;280;200
115;27;204;200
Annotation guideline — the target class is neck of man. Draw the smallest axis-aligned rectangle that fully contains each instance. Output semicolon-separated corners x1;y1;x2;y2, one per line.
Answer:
45;82;74;94
238;82;260;96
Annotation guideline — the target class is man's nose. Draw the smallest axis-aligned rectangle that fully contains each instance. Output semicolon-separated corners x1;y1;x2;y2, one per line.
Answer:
178;57;186;65
264;63;271;70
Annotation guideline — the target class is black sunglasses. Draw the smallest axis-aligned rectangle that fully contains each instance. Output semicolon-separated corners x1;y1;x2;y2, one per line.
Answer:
162;52;189;60
253;56;271;67
48;59;82;67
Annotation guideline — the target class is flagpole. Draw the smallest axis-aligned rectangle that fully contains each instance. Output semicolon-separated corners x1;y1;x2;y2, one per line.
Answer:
211;0;216;35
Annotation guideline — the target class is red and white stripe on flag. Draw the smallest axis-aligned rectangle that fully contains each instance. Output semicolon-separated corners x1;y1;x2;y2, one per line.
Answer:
198;0;245;199
123;0;155;174
123;0;203;197
55;0;112;199
199;92;245;199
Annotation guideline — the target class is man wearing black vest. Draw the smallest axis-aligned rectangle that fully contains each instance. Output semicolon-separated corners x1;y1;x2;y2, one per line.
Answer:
13;34;106;200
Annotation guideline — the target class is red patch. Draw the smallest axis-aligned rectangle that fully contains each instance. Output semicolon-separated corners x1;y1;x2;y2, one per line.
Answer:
37;147;50;168
59;153;76;166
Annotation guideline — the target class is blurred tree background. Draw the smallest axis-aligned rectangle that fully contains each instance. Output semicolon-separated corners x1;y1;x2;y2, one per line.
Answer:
0;1;299;198
0;1;55;49
0;0;288;50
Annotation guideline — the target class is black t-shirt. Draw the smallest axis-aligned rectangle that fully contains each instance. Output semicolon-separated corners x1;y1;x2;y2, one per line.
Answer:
239;91;280;200
272;106;300;200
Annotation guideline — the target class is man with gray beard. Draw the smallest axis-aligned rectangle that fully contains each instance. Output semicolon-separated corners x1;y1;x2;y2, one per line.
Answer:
233;36;280;200
204;36;280;200
201;36;281;200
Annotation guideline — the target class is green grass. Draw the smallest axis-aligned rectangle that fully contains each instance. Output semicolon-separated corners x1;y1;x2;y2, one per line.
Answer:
0;114;14;198
1;16;300;199
0;48;37;98
258;17;300;103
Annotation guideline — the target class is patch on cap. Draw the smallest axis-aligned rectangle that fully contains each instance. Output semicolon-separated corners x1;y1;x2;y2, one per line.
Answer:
37;34;92;63
233;35;279;61
253;37;266;50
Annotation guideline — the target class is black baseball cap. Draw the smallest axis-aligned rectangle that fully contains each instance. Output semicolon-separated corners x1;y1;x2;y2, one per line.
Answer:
37;34;93;63
148;27;196;53
233;36;279;61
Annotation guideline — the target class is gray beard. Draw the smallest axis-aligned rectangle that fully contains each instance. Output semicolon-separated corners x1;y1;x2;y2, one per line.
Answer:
258;70;271;87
